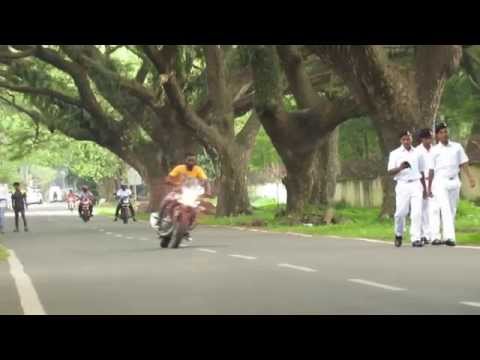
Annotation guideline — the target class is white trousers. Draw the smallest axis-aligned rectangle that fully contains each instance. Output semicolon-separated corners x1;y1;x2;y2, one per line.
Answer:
394;181;423;242
430;177;461;241
420;197;433;241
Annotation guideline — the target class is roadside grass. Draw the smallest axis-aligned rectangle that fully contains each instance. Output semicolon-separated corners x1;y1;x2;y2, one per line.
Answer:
95;203;150;221
199;199;480;246
95;198;480;246
0;245;9;262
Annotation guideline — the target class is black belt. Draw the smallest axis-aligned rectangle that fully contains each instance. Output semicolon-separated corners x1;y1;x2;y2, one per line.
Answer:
399;179;419;183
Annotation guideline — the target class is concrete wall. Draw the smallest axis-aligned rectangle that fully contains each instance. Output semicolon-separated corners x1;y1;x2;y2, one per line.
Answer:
249;164;480;209
334;178;383;208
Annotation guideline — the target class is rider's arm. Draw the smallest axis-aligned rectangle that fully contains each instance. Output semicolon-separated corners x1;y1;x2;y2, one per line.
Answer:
195;167;211;196
166;165;185;189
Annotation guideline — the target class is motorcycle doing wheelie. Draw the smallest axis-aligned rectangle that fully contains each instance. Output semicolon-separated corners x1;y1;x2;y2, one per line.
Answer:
150;179;205;249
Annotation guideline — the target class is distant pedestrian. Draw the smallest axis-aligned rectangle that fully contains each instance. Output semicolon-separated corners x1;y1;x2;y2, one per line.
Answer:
387;130;427;248
11;182;28;232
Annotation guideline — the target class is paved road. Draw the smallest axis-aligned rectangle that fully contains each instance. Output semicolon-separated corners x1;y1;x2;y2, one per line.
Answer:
1;203;480;315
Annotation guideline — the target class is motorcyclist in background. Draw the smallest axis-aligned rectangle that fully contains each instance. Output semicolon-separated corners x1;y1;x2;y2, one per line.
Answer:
114;184;137;222
78;185;95;218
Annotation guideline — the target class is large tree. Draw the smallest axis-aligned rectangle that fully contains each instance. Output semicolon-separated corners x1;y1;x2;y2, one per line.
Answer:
248;45;363;218
308;45;463;217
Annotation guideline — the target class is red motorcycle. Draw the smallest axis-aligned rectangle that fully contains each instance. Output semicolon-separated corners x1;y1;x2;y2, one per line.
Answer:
150;179;206;249
79;198;92;222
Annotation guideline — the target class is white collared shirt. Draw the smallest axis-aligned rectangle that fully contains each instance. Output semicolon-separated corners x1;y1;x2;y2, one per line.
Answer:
429;141;469;179
116;189;132;198
388;145;425;182
415;144;434;179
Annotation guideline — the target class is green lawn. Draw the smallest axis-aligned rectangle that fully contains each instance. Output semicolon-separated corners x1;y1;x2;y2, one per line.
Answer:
95;199;480;246
0;245;9;262
96;203;150;221
199;199;480;246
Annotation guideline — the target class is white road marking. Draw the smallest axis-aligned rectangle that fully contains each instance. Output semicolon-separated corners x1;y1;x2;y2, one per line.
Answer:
196;248;217;254
457;246;480;250
114;234;123;238
126;236;134;240
229;254;257;260
355;238;390;245
99;229;105;232
460;301;480;308
286;232;313;238
277;263;317;273
348;279;406;292
7;249;46;315
140;237;149;241
105;232;113;235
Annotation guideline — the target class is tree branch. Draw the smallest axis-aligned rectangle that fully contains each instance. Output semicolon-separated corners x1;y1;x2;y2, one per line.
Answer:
235;111;261;149
0;80;82;107
277;45;321;108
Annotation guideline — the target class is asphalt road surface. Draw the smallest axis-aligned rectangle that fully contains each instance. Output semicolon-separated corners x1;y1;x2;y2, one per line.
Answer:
1;203;480;315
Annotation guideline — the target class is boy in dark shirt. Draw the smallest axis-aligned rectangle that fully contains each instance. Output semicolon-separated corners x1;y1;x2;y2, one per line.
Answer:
11;182;28;232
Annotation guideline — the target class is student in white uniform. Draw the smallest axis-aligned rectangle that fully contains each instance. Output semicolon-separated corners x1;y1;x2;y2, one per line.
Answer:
415;129;435;245
387;130;427;248
428;123;476;246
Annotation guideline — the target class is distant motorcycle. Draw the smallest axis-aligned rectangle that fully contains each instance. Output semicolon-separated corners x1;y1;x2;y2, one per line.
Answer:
150;179;205;249
79;198;92;222
67;197;76;211
119;196;132;224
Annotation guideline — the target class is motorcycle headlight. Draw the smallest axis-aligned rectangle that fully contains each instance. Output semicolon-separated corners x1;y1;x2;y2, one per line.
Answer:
149;213;159;228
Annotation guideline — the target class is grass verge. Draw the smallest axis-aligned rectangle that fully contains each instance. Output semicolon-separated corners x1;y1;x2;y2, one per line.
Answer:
0;244;9;262
199;200;480;246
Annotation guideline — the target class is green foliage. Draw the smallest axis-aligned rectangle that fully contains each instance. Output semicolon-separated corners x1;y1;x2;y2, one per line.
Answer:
0;108;124;186
339;116;382;161
439;71;480;143
249;127;282;172
0;245;9;262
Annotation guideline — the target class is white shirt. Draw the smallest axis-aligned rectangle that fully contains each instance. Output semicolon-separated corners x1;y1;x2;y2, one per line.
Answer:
429;141;469;179
116;189;132;198
415;144;434;180
388;145;425;182
0;185;9;208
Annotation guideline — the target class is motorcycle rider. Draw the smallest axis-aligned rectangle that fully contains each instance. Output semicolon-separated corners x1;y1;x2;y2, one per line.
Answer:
66;189;78;209
78;185;95;218
159;153;211;242
114;184;137;222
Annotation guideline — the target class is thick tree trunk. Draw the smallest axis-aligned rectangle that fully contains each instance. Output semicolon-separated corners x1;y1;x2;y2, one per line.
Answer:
282;154;315;218
467;117;480;164
311;128;340;223
310;128;339;206
216;147;252;216
145;174;169;213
